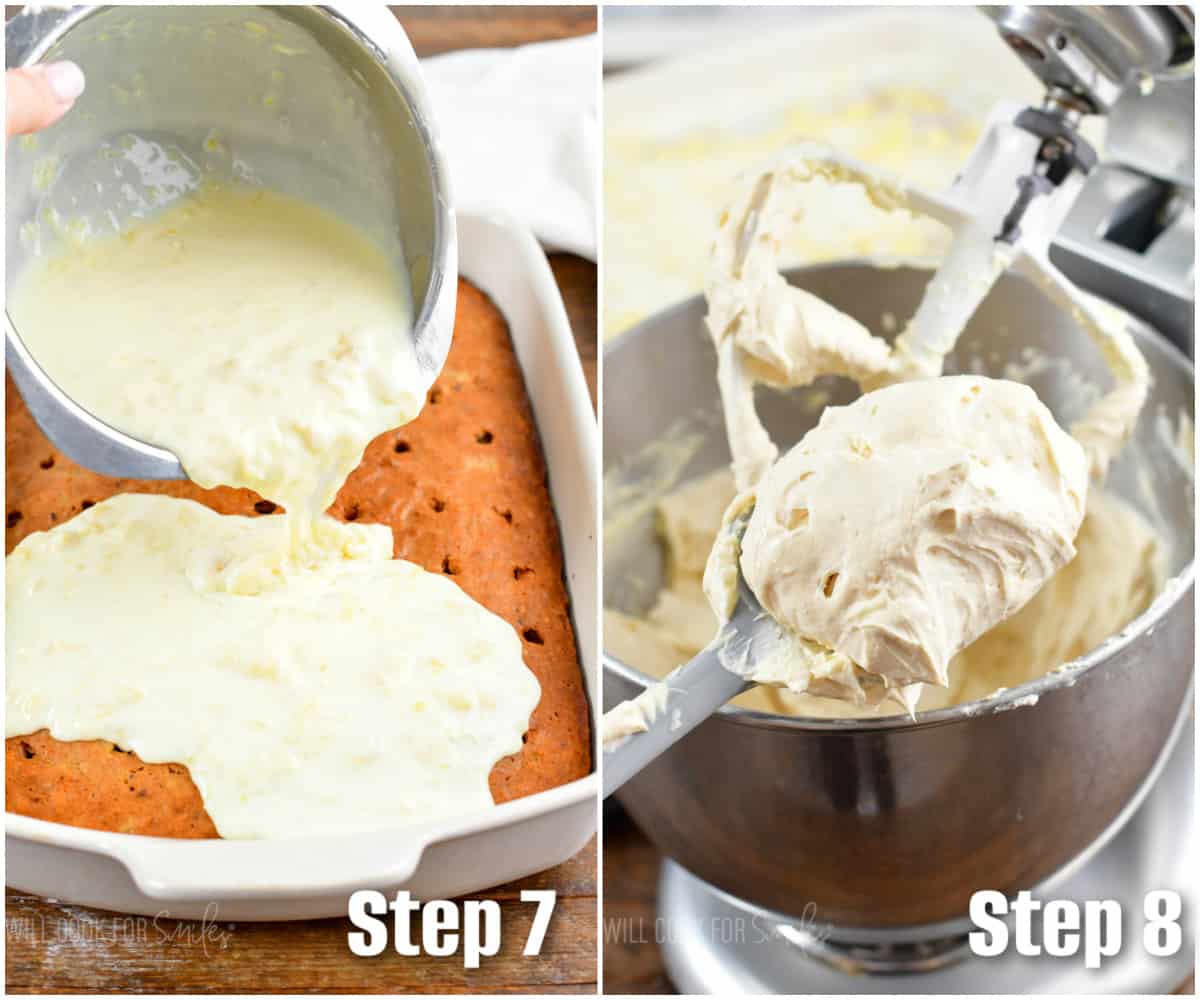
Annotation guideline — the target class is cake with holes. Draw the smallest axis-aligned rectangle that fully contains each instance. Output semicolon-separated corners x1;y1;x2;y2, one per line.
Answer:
6;267;592;840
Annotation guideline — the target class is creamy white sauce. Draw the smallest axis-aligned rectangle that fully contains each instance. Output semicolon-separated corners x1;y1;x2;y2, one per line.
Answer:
10;184;424;528
7;495;540;839
7;185;543;839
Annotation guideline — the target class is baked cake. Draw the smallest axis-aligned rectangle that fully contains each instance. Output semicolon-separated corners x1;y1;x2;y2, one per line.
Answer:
6;278;593;837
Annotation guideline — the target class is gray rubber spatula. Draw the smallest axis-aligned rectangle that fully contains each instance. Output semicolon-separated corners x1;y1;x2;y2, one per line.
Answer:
602;562;770;798
602;503;919;798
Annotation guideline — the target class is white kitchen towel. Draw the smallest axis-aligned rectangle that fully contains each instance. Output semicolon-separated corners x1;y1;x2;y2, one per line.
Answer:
421;33;598;260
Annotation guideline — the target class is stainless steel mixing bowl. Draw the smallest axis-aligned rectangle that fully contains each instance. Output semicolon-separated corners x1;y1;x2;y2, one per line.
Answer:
5;3;455;477
603;261;1195;934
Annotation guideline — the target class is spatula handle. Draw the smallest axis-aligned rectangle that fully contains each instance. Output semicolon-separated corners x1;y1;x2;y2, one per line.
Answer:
603;642;749;799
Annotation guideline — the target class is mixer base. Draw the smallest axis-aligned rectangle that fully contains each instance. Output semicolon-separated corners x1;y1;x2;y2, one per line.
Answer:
658;717;1194;994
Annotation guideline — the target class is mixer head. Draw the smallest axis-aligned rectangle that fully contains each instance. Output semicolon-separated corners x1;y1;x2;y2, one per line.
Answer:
976;5;1195;354
982;5;1192;112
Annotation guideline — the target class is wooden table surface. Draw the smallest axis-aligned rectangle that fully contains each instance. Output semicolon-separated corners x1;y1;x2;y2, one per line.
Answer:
600;806;676;995
5;6;597;995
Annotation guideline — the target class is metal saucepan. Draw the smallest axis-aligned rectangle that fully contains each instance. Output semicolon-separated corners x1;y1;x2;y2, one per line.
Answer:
603;260;1195;934
5;3;456;478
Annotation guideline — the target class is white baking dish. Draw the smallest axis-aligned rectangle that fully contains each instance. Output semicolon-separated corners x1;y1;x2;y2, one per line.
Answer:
4;213;599;920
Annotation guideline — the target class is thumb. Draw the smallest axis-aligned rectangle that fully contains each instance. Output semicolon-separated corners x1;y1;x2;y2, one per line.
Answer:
6;62;86;139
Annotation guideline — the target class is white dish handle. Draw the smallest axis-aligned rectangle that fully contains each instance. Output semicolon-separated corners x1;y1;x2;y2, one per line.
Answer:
103;830;429;900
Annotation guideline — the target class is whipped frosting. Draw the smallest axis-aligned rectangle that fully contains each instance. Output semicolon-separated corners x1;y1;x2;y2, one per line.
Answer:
723;376;1088;695
704;149;1149;494
597;146;1153;732
605;467;1163;719
601;681;670;746
1061;296;1151;482
7;495;540;839
704;151;909;490
692;150;1149;708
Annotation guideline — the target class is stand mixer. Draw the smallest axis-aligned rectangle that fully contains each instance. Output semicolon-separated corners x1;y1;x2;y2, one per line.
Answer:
602;5;1195;992
982;5;1194;355
895;5;1195;365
